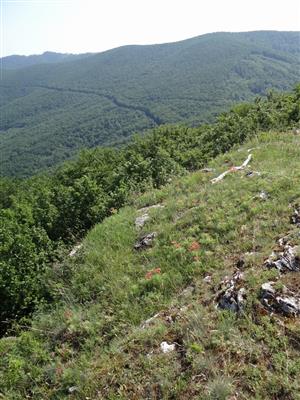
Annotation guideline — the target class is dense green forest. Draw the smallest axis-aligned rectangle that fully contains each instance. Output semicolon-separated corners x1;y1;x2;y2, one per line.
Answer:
0;85;299;334
1;31;299;176
1;51;90;70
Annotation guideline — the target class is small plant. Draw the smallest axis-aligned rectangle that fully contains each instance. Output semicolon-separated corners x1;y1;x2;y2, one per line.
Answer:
207;376;233;400
190;342;204;353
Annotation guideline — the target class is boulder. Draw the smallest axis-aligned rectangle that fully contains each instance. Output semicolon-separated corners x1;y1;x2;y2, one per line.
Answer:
135;213;150;229
216;271;246;313
290;207;300;226
134;232;157;250
261;282;276;296
135;204;165;229
260;282;300;317
277;296;300;316
265;244;300;273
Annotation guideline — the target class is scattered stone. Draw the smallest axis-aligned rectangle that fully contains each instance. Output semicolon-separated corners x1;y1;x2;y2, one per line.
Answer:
292;128;300;135
180;305;189;313
236;258;246;269
201;168;215;173
236;288;247;307
165;315;174;324
160;341;176;353
244;251;258;257
245;170;261;178
135;213;150;229
261;281;279;309
218;287;246;313
265;244;300;273
261;282;276;296
216;271;246;313
203;275;212;283
134;232;157;250
146;350;154;358
68;386;78;394
259;191;268;200
290;207;300;226
135;204;165;229
179;285;195;298
278;237;288;247
69;244;82;257
277;296;300;316
260;282;300;316
138;204;165;213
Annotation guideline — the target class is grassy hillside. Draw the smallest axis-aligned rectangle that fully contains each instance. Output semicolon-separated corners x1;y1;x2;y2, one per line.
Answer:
1;130;300;399
1;31;299;176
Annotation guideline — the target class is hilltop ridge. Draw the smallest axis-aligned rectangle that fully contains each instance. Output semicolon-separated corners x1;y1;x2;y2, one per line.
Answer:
1;51;90;70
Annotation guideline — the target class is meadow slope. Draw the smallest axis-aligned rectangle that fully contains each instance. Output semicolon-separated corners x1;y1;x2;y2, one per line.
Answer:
1;130;300;399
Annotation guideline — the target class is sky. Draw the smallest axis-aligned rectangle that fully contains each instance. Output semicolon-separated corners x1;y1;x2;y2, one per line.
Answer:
1;0;300;57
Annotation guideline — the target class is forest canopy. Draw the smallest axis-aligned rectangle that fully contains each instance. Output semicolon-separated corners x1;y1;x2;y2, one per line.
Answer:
1;31;299;176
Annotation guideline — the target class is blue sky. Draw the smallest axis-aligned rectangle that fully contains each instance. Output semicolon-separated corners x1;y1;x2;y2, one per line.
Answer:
1;0;300;57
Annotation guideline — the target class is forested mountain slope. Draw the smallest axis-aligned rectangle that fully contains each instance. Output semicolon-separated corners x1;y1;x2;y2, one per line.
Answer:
0;31;299;176
1;51;90;70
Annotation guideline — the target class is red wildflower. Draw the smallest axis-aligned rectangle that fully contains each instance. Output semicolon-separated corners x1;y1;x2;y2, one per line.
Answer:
171;240;181;249
64;309;73;320
145;267;161;280
189;241;201;252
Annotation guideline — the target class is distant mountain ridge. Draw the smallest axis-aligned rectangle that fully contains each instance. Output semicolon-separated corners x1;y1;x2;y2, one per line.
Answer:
1;51;91;69
0;31;299;177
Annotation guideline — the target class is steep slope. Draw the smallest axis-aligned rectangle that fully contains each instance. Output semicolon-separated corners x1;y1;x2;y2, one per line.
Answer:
1;130;300;399
0;31;299;176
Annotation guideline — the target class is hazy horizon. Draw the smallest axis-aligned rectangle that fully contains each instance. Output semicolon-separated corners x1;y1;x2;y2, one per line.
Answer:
1;0;300;58
2;29;300;58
